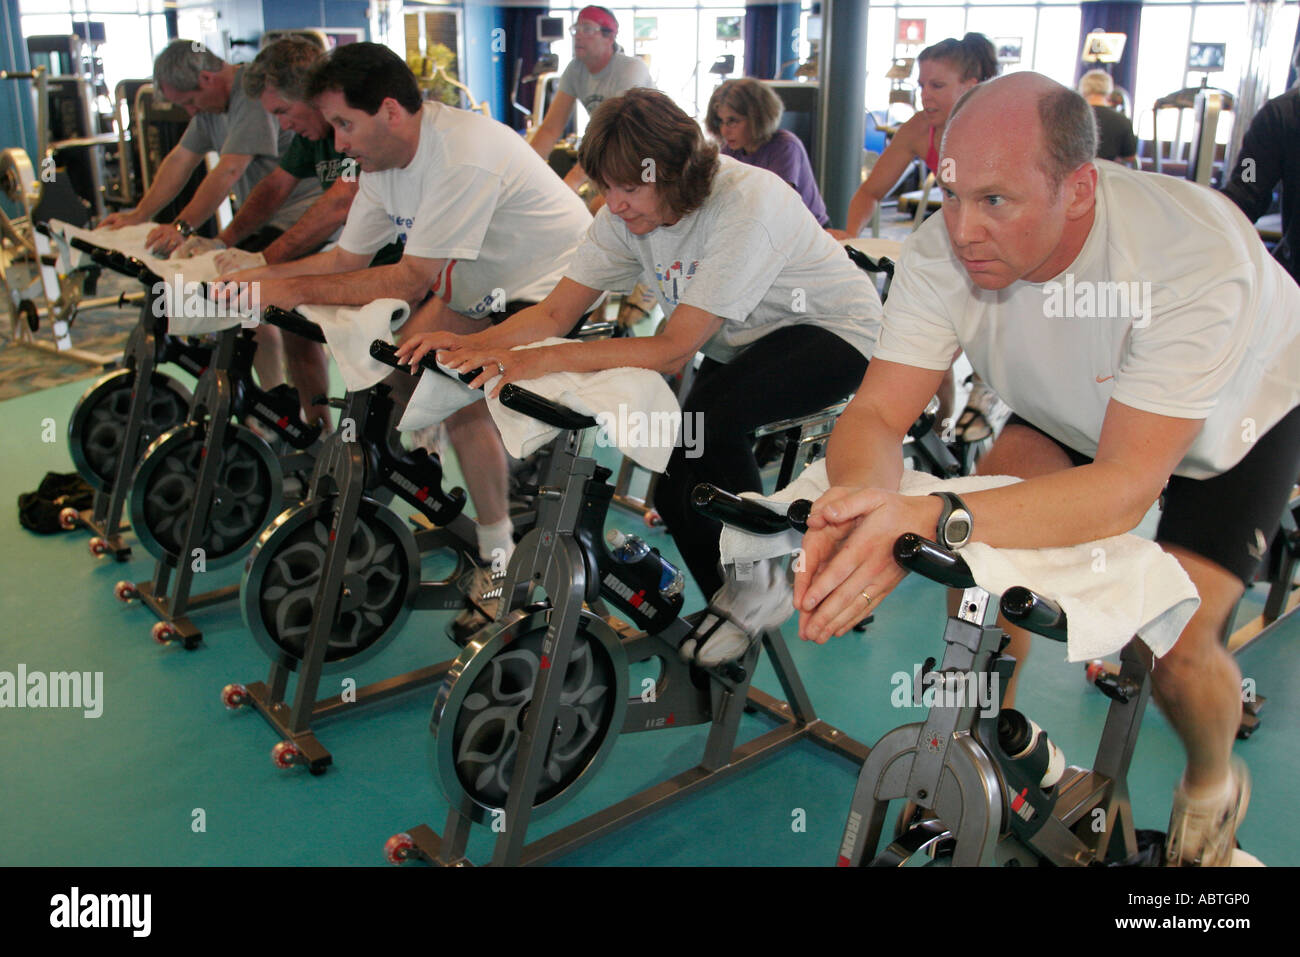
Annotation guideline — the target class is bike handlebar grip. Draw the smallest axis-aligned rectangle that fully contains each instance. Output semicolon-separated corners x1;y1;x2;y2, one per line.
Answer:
499;382;598;430
262;305;326;343
368;339;483;385
1000;586;1069;643
893;532;976;589
690;484;811;535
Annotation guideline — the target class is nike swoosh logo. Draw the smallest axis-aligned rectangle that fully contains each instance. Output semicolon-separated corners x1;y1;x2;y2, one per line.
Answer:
1096;374;1115;383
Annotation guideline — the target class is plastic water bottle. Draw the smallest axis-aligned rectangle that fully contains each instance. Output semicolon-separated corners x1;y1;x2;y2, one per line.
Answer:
606;529;685;598
996;708;1065;789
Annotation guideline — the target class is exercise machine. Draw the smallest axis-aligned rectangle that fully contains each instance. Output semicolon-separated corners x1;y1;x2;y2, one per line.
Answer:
383;384;869;866
838;533;1155;866
57;234;209;560
219;313;485;774
115;318;322;649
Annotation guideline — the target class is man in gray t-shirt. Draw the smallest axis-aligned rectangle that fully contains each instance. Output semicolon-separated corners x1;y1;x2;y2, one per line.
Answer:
101;40;319;256
529;6;654;194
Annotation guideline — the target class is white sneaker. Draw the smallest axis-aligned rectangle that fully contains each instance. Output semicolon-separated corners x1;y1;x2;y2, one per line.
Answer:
1166;757;1251;867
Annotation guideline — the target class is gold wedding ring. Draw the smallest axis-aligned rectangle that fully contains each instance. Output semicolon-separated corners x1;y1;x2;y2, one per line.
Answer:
860;590;873;605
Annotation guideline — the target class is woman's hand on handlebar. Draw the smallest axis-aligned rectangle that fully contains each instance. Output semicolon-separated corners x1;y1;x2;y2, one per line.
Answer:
439;342;558;397
794;486;931;643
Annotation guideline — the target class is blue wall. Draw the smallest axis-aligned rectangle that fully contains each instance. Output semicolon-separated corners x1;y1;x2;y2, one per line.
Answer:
1;0;39;163
261;0;369;35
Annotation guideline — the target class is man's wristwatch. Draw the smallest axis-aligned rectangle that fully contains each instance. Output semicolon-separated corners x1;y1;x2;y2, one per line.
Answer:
930;491;973;550
172;219;195;238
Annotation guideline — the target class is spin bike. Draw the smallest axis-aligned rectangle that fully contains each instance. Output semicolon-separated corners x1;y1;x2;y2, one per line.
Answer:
220;311;490;775
113;304;324;649
383;383;870;866
58;237;208;560
837;533;1155;866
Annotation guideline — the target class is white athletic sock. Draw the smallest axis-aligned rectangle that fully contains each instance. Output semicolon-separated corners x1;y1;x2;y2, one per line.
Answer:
476;517;515;572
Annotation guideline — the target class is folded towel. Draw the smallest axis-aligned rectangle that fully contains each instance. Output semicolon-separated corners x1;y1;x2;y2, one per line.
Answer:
397;337;682;473
298;300;410;393
718;458;1199;662
47;220;255;334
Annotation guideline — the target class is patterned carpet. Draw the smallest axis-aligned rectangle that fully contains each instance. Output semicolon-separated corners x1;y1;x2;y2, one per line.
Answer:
0;259;140;401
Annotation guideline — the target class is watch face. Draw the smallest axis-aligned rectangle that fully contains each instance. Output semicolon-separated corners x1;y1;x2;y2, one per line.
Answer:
949;517;971;543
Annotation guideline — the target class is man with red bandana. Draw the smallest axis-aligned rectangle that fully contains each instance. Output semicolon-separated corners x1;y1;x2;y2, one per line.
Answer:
529;6;654;195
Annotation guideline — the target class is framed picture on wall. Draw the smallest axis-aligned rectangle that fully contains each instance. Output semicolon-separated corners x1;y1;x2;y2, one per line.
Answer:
634;17;658;42
897;19;926;46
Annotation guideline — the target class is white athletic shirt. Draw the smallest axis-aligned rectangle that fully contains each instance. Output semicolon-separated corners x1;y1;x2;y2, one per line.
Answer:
338;102;592;318
565;156;881;362
876;160;1300;479
557;51;654;114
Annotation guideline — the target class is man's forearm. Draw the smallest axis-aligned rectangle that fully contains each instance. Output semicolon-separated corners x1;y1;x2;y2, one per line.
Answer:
281;260;429;307
132;149;202;221
219;176;295;249
260;186;353;265
826;407;906;492
230;246;341;282
175;159;248;231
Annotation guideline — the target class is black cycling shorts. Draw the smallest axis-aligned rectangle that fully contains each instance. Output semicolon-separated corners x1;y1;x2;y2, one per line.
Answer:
1002;406;1300;584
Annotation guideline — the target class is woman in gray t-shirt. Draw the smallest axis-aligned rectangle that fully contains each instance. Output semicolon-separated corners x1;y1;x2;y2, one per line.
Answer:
398;89;880;609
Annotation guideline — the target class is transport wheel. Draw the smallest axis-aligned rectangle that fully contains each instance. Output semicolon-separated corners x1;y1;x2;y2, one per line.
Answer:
114;580;137;603
88;536;108;557
430;608;627;823
271;740;302;769
383;832;416;865
220;683;249;710
242;496;419;673
131;423;281;567
68;369;191;490
151;621;177;644
59;506;80;530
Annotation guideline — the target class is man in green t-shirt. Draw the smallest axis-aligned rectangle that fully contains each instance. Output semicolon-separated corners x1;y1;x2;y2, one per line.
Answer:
179;38;399;427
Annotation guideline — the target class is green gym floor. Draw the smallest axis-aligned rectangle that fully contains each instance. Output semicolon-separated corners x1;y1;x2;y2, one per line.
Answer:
0;355;1297;870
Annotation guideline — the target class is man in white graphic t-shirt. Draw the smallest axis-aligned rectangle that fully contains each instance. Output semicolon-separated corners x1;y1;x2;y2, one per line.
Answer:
215;42;591;637
795;72;1300;866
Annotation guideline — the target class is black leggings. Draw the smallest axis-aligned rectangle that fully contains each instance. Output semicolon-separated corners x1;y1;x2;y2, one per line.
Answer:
654;325;868;598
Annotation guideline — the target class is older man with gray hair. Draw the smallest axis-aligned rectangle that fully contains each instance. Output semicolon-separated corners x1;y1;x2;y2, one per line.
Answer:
795;71;1300;866
101;40;320;259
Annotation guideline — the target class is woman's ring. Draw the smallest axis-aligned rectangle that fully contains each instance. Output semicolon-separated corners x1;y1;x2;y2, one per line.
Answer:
860;590;873;605
496;362;505;374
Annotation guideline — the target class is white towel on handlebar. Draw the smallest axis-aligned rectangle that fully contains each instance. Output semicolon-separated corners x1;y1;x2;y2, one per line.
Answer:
298;300;410;392
718;458;1200;662
47;220;266;334
396;337;682;472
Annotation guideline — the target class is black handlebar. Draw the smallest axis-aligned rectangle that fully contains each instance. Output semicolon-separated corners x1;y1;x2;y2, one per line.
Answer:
1000;587;1069;643
893;533;976;589
368;338;599;431
262;305;326;343
498;383;599;430
691;484;811;535
368;338;480;385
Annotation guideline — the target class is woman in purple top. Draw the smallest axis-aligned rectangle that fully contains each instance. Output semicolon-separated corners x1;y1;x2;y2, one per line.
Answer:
704;78;829;226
